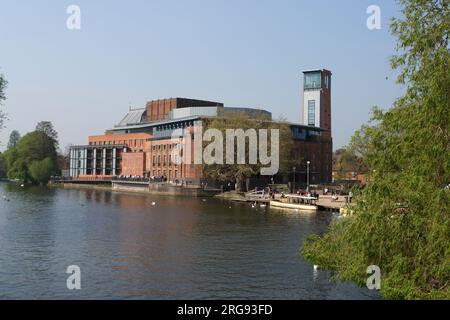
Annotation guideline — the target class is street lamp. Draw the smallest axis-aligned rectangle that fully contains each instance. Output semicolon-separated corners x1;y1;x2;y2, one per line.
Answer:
306;161;311;192
292;166;296;193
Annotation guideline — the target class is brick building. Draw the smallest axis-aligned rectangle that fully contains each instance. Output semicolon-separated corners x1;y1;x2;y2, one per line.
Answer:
70;69;333;184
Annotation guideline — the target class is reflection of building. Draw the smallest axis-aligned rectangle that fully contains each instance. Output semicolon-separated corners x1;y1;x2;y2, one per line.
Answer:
70;69;333;184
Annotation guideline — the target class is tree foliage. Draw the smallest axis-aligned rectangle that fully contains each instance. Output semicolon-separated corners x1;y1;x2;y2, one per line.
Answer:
7;130;21;149
28;157;55;185
0;152;6;178
333;147;367;180
202;112;295;192
36;121;59;149
302;0;449;299
0;72;7;134
5;130;58;184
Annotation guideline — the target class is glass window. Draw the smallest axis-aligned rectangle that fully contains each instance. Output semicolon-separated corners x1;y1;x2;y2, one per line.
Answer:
324;75;329;89
308;100;315;126
304;72;321;89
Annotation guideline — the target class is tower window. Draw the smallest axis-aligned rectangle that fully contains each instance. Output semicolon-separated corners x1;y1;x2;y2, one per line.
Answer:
304;72;321;89
308;100;315;126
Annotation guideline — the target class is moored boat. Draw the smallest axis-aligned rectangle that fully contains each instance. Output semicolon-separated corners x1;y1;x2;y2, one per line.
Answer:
269;194;318;211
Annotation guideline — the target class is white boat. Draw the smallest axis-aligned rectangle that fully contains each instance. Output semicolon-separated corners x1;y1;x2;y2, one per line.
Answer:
269;194;318;211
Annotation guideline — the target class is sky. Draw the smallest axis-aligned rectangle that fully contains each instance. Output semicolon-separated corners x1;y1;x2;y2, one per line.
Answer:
0;0;404;152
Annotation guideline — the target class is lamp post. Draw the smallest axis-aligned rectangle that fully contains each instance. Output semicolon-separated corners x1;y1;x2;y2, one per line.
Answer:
292;166;296;193
306;161;310;192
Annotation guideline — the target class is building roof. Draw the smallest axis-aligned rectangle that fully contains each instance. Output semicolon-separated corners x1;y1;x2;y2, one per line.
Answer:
116;108;146;127
111;115;202;131
302;69;332;74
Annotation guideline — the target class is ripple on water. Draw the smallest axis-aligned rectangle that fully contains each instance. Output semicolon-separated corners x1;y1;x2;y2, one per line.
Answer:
0;182;380;299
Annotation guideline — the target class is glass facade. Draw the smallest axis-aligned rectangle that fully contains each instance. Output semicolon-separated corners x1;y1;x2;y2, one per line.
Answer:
304;72;321;90
308;100;315;126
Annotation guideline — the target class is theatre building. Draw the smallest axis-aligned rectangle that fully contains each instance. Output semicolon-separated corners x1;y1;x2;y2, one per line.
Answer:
70;69;333;184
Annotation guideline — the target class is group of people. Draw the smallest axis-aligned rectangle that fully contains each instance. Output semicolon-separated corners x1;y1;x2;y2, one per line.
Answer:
150;176;167;183
114;175;147;181
296;190;319;199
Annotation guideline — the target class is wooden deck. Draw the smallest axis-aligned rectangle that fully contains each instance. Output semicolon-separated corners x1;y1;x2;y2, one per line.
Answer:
316;196;348;210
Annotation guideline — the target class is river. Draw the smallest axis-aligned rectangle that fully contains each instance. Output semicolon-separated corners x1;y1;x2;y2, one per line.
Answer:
0;182;379;299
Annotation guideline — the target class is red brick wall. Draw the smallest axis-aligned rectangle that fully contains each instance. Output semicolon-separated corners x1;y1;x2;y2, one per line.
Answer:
293;137;332;183
122;152;146;177
145;98;224;122
321;70;332;138
146;98;177;121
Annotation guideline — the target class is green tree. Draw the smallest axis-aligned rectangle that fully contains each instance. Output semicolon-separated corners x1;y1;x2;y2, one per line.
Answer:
0;152;6;178
0;72;7;135
6;131;58;183
302;0;449;299
36;121;59;149
333;148;367;180
7;130;21;149
28;157;55;185
202;112;295;192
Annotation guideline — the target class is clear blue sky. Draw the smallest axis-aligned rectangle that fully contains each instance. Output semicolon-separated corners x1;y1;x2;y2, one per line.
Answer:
0;0;404;151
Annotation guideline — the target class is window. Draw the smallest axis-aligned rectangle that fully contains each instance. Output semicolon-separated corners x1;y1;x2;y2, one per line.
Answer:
308;100;315;126
324;75;329;89
304;72;321;89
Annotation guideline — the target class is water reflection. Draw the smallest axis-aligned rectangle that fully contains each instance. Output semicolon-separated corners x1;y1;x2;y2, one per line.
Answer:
0;182;379;299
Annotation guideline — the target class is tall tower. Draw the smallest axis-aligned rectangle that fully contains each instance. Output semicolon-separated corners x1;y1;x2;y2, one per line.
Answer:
301;69;332;137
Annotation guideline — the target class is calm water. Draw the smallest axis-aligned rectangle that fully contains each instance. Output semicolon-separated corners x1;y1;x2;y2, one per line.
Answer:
0;182;379;299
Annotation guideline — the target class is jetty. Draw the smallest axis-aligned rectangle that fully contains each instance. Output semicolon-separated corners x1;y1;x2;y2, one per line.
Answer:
218;188;351;213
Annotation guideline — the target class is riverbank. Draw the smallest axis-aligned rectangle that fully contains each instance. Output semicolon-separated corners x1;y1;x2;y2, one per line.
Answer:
14;180;354;213
50;180;222;198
